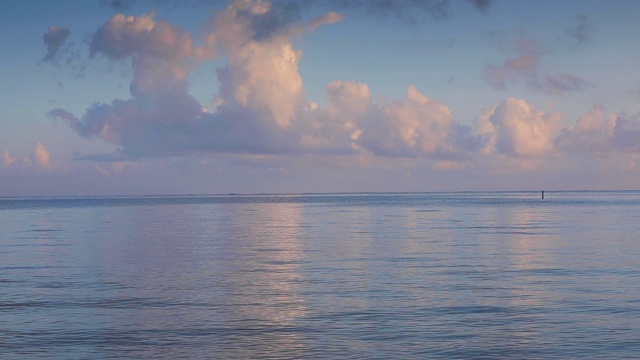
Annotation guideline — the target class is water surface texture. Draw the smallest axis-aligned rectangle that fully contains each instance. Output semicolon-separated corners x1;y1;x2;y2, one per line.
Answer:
2;192;640;359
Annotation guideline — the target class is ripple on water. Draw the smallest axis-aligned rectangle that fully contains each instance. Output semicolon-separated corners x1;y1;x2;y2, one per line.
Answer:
2;192;640;358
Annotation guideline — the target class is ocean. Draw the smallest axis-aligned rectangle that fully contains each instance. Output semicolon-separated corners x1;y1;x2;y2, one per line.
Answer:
1;191;639;359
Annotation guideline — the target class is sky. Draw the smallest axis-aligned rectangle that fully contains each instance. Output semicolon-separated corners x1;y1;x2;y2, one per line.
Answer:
1;0;640;196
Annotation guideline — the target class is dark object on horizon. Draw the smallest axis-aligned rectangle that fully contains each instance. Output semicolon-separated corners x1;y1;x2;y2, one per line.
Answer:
542;191;545;199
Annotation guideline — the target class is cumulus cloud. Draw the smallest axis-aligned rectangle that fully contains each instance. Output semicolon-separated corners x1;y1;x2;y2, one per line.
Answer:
484;37;589;95
48;0;636;174
296;80;371;153
49;0;341;159
212;0;309;128
42;25;71;62
361;85;460;158
556;104;615;153
45;0;548;168
557;105;640;154
479;98;562;158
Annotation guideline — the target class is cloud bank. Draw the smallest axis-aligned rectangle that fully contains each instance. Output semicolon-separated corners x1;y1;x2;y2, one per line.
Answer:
46;0;639;172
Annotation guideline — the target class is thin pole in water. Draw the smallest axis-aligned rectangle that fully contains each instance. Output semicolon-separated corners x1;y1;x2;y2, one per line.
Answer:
542;190;544;199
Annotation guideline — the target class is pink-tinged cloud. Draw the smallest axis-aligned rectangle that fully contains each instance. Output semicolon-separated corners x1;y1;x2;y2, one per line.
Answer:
212;0;308;128
484;97;562;158
1;143;56;171
3;151;16;168
33;142;54;170
298;81;371;153
361;85;459;158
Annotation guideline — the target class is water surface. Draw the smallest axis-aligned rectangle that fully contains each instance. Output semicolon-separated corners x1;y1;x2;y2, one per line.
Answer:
2;191;639;358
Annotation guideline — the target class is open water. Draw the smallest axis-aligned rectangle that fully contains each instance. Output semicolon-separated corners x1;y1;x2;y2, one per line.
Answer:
1;191;640;359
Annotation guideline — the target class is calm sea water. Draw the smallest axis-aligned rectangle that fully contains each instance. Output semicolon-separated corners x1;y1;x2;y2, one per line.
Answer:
1;191;640;359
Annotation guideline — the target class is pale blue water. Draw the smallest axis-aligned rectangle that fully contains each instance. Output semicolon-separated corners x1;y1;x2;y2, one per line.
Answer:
1;191;640;359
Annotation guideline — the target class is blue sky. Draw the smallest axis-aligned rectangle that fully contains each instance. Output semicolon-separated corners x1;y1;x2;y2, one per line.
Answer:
1;0;640;195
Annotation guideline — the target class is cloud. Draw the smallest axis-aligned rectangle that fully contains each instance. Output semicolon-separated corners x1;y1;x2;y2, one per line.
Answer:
3;151;16;168
49;0;636;175
97;0;134;11
211;0;311;128
1;143;57;171
94;161;138;176
42;25;71;62
233;0;305;41
484;52;538;89
325;0;492;25
49;0;341;159
33;142;55;170
484;37;589;95
483;97;562;158
89;12;196;95
40;25;87;80
296;80;371;153
469;0;492;12
614;117;640;153
361;85;462;159
566;15;595;44
557;105;640;154
541;73;589;95
556;104;615;153
49;92;205;158
45;0;543;169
